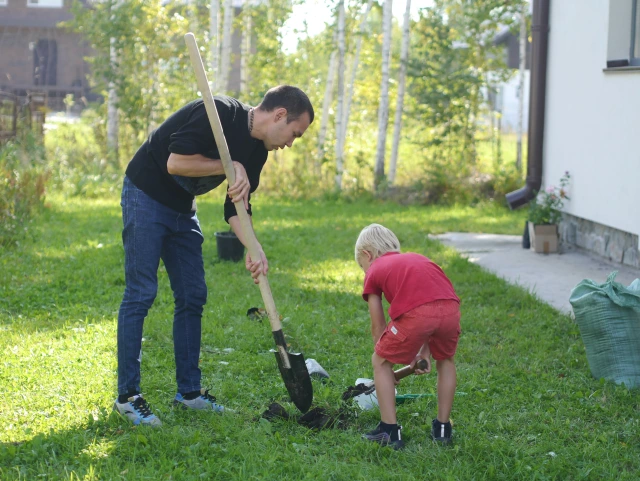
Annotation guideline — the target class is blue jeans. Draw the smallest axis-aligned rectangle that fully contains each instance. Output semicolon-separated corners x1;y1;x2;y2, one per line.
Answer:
118;176;207;396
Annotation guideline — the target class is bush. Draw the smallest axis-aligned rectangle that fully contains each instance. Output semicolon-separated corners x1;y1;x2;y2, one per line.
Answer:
0;133;49;246
44;109;121;198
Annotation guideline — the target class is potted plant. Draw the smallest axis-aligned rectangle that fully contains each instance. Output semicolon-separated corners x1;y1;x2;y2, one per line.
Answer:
527;171;570;254
214;229;245;262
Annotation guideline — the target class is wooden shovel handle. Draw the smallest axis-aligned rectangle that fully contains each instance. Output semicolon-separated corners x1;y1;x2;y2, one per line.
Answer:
394;359;429;382
184;33;289;366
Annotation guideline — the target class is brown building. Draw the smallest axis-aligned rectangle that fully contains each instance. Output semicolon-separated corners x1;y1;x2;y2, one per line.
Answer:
0;0;93;110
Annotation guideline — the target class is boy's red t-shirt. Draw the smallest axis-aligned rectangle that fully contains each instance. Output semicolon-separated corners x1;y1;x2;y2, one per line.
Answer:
362;252;459;320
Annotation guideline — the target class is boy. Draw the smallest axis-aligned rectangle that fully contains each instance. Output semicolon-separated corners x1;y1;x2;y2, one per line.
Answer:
355;224;461;449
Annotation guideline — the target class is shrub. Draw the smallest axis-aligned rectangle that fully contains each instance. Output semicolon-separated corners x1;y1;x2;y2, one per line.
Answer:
0;133;49;246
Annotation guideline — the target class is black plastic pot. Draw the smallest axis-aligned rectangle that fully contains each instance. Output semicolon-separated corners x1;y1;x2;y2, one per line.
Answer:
522;221;531;249
214;231;245;262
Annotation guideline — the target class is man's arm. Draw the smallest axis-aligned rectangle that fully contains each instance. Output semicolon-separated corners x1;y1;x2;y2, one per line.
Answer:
168;153;251;207
367;294;387;344
167;153;225;177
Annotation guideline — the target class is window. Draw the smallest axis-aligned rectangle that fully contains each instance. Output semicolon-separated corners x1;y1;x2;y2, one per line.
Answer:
33;39;57;86
27;0;64;7
0;0;7;7
632;0;640;65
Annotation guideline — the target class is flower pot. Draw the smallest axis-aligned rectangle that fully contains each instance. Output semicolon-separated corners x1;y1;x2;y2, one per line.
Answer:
214;231;245;262
528;223;558;254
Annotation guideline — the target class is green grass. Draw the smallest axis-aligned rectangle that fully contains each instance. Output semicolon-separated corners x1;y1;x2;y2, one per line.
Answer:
1;189;638;480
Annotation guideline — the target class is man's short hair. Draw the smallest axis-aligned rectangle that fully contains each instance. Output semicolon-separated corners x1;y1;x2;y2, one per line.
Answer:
258;85;314;124
355;223;401;265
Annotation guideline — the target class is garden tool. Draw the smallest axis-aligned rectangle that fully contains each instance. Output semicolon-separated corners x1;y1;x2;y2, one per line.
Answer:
345;359;429;410
184;33;313;413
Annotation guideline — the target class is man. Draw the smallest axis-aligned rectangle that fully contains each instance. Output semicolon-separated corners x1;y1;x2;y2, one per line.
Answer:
113;85;314;426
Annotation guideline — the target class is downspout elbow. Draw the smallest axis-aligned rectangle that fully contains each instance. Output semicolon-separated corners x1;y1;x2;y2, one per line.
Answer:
505;177;541;210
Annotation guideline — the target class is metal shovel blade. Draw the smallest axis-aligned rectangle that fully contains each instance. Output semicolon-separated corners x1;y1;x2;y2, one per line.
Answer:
271;349;313;413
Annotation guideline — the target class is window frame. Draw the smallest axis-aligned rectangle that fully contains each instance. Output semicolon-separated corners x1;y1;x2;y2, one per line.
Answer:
27;0;64;8
631;0;640;66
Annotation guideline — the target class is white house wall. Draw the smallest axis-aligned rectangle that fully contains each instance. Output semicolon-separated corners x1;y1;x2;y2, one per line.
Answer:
543;0;640;243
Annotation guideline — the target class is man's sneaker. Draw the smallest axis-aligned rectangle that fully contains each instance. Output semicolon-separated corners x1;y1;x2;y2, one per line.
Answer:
431;418;452;445
363;423;405;450
173;389;225;412
113;395;162;427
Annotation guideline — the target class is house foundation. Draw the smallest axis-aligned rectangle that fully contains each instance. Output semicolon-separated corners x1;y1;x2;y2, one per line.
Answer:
560;213;640;268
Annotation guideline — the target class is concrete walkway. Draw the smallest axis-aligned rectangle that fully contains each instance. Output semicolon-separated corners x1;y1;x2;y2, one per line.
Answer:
430;232;640;314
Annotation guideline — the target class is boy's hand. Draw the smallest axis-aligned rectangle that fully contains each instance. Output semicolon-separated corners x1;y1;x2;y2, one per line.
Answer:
411;355;431;375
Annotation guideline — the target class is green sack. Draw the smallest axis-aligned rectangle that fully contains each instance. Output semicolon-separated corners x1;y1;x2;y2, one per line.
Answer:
569;271;640;388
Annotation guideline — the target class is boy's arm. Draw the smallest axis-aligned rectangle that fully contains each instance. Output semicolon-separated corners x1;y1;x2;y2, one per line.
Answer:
367;294;386;344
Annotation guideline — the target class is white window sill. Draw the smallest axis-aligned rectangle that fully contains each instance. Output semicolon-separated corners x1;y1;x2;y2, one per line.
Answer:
603;66;640;73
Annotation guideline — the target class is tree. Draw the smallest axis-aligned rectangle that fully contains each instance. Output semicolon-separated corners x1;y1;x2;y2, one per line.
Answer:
407;0;522;176
68;0;192;161
374;0;393;190
388;0;411;184
209;0;220;93
340;0;374;166
220;0;234;93
107;30;118;162
334;0;346;190
316;50;337;174
240;0;252;96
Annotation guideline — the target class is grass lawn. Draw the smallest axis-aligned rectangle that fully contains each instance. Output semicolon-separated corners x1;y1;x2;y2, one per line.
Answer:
1;189;638;480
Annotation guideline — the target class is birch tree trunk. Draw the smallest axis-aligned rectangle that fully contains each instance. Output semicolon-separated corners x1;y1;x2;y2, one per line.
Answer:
374;0;393;190
106;36;118;163
340;0;373;149
516;1;527;173
240;0;252;97
388;0;411;184
220;0;233;93
316;50;338;175
334;0;346;190
209;0;220;93
186;0;199;34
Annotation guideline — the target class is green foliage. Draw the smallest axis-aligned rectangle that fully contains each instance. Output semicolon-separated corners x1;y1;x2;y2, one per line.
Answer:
244;0;294;102
528;171;571;225
44;110;122;198
0;133;49;247
59;0;530;205
66;0;194;163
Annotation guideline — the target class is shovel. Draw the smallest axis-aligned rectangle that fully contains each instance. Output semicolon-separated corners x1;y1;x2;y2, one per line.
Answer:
184;33;313;413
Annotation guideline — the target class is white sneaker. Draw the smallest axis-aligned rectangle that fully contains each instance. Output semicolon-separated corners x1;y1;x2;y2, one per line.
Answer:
173;389;225;412
113;395;162;427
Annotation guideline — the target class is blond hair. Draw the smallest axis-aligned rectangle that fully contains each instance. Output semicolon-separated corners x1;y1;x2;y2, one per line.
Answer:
355;223;401;266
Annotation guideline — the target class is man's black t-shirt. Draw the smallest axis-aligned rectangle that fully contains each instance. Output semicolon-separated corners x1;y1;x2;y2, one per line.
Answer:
125;96;268;221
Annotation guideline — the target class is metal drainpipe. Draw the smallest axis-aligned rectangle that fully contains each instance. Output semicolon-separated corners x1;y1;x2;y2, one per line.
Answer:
506;0;551;209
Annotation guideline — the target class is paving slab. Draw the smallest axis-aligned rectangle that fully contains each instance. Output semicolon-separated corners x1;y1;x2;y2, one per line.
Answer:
430;232;640;314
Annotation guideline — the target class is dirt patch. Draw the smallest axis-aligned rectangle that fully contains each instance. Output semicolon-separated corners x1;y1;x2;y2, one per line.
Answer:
341;383;374;401
260;402;353;430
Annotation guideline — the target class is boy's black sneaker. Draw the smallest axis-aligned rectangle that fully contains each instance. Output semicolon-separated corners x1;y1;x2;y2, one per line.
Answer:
431;418;452;445
363;423;405;450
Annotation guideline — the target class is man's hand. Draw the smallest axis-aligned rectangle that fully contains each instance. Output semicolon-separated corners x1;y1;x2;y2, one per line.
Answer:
245;246;268;284
228;161;250;210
